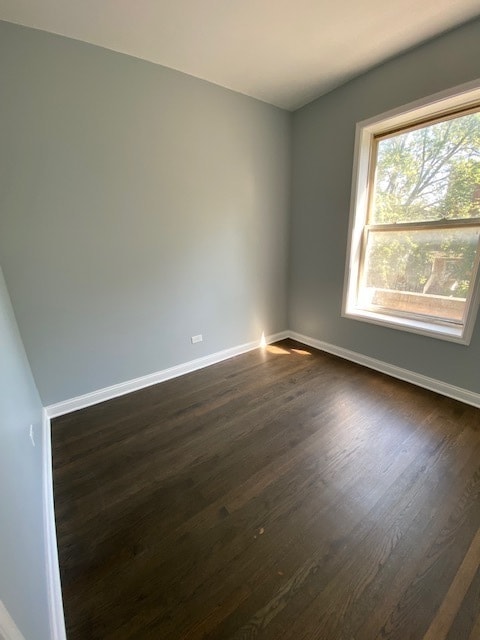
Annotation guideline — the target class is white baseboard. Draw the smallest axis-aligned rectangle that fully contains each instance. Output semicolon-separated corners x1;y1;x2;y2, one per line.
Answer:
46;328;480;418
42;409;67;640
0;601;26;640
289;330;480;409
46;331;289;418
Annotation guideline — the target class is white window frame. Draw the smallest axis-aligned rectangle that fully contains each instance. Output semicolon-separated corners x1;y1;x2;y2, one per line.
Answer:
342;79;480;345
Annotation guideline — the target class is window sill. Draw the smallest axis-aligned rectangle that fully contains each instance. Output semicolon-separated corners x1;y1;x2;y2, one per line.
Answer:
343;307;469;344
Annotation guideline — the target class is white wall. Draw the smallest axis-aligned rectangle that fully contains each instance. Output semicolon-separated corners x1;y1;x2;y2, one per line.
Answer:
0;266;50;640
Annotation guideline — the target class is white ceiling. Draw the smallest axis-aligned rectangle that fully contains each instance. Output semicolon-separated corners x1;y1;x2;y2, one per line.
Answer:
1;1;479;110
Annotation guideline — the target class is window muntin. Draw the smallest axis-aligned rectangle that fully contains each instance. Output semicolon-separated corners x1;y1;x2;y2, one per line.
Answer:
343;85;480;344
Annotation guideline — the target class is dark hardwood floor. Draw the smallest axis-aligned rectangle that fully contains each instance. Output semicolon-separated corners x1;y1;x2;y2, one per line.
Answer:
52;339;480;640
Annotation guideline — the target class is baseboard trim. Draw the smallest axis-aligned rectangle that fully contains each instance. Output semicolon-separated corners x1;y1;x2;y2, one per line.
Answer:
46;328;480;417
42;409;67;640
46;331;289;418
289;331;480;409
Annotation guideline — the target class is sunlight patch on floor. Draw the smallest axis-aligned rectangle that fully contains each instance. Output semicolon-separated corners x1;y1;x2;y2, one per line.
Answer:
267;345;290;355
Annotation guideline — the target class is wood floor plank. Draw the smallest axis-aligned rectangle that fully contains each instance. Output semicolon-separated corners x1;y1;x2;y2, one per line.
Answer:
235;415;475;640
446;567;480;639
468;613;480;640
52;339;480;640
372;466;480;640
423;527;480;639
348;422;480;640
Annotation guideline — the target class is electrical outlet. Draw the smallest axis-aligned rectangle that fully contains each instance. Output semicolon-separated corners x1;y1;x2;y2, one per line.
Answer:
29;424;35;447
191;334;203;344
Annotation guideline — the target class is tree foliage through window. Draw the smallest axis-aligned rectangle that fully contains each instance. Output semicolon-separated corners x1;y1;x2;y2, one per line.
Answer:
364;111;480;303
373;112;480;223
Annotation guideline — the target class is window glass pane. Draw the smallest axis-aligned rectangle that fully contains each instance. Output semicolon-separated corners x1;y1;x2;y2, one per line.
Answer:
372;111;480;224
359;227;480;322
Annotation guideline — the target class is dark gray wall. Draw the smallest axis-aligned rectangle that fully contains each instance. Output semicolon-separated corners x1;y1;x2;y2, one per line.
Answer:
289;17;480;394
0;266;50;640
0;21;291;405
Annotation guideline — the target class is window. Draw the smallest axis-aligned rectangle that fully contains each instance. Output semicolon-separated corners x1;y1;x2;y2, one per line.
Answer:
343;82;480;344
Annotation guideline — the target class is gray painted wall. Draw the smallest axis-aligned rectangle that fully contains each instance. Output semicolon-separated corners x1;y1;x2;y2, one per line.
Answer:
0;21;291;405
3;16;480;408
289;17;480;394
0;266;50;640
